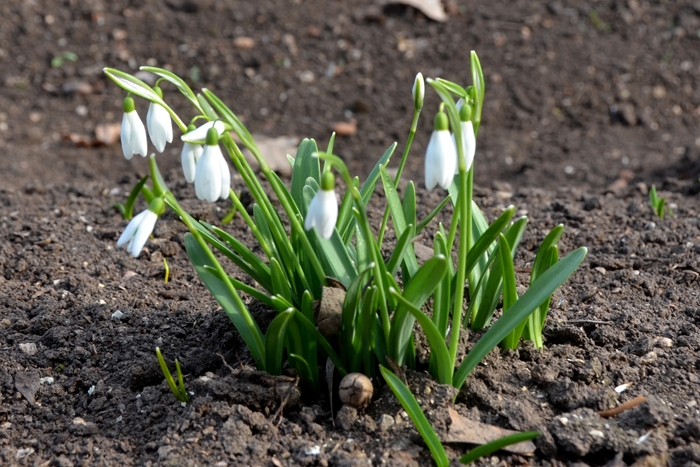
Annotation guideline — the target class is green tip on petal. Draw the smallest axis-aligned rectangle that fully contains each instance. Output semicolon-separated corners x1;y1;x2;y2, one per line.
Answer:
186;123;197;133
460;104;472;122
148;197;165;216
434;111;449;131
321;171;335;191
123;96;136;113
205;126;219;146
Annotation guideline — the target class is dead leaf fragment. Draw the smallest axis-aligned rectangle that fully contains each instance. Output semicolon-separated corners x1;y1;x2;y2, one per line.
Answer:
15;370;41;405
95;123;122;145
241;134;301;177
444;408;537;455
332;119;357;136
381;0;448;22
233;37;255;50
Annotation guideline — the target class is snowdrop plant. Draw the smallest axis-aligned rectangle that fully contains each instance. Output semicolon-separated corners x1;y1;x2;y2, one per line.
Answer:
103;51;586;401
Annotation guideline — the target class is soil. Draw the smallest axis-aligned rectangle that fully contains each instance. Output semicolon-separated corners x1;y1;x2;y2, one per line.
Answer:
1;0;700;466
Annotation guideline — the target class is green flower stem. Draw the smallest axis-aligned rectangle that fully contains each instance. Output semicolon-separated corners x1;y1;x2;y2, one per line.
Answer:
377;109;421;246
163;192;266;366
317;152;391;345
222;134;327;288
227;187;274;260
449;167;470;367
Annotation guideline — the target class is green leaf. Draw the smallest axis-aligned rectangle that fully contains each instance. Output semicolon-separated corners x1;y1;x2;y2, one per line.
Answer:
291;139;321;216
270;257;292;303
464;206;515;276
460;431;540;464
196;93;219;120
156;347;188;402
498;235;523;350
454;247;587;390
265;309;295;375
416;195;451;235
103;68;163;104
389;255;448;365
380;165;419;278
201;89;257;150
293;310;347;376
121;175;149;220
226;276;275;308
139;66;203;113
210;226;272;289
358;286;379;376
360;143;397;206
435;78;467;98
184;233;266;369
402;181;417;231
390;290;452;385
380;366;449;467
337;176;359;241
386;224;416;277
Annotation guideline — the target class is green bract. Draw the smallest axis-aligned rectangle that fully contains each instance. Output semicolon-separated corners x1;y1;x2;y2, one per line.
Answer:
105;53;586;458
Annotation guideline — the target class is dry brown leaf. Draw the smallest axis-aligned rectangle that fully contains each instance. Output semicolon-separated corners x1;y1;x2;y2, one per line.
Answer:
95;123;122;145
444;408;537;455
15;370;40;405
380;0;448;22
332;119;357;136
241;134;301;177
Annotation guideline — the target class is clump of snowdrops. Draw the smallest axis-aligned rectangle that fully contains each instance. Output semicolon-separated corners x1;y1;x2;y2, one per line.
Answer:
104;52;586;461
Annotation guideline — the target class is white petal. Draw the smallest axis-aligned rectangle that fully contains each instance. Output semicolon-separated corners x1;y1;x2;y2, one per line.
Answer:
147;103;172;153
218;149;231;200
128;210;158;257
181;143;201;183
424;132;439;190
434;130;456;189
127;111;148;157
117;210;148;247
120;112;133;160
194;146;222;202
460;121;476;172
181;120;225;143
305;189;337;239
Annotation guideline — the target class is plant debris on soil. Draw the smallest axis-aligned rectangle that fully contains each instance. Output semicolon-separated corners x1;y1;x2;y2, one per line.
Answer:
2;1;700;466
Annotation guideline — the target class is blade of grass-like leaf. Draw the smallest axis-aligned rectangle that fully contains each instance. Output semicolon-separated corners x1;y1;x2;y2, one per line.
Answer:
471;217;528;330
103;68;162;104
121;175;149;220
380;165;419;278
460;431;540;464
139;66;203;113
196;93;218;120
403;181;417;231
338;176;359;241
435;78;467;98
454;247;588;391
498;235;522;350
464;206;514;276
291;139;320;216
156;347;186;402
293;310;347;376
209;226;272;284
389;255;448;365
431;232;451;337
226;275;275;308
416;195;451;235
528;225;564;339
386;225;415;277
358;286;379;377
270;257;292;303
265;309;295;375
380;366;450;467
201;89;257;150
184;233;266;369
360;143;397;205
390;289;452;385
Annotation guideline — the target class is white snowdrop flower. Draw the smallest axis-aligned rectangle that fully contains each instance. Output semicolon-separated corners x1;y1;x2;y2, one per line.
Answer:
424;112;456;190
194;126;230;202
146;88;173;153
120;96;148;160
181;124;203;183
181;120;225;144
304;172;338;240
453;104;476;174
116;198;163;258
412;72;424;111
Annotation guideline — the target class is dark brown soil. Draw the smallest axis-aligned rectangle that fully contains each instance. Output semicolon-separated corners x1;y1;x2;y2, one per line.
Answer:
2;1;700;466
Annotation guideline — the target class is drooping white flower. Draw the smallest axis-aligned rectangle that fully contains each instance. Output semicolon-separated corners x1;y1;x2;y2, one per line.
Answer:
181;142;203;183
120;96;148;160
181;120;225;144
412;72;424;111
146;91;173;153
194;126;230;202
457;120;476;173
117;207;159;258
425;112;456;190
304;172;338;239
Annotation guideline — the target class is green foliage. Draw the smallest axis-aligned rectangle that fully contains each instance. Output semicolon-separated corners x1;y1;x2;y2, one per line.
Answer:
155;347;188;403
649;185;670;219
51;51;78;68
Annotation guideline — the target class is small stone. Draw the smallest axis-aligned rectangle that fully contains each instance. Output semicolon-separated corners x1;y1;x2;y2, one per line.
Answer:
379;414;395;429
39;377;54;385
111;310;124;320
19;343;37;355
594;267;607;275
336;405;358;431
654;337;673;349
639;351;657;365
233;37;254;49
589;429;605;438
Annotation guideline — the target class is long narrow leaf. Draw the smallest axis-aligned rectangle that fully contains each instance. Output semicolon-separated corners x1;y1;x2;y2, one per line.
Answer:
103;68;162;104
460;431;540;464
184;234;266;368
386;225;416;277
390;289;452;385
291;139;320;216
380;366;449;467
360;143;396;206
293;310;347;376
380;165;419;278
265;309;295;375
139;66;203;113
416;195;451;235
454;247;587;390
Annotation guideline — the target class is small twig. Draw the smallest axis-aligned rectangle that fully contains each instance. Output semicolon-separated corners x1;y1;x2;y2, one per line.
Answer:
273;376;299;427
598;395;646;418
217;353;236;374
567;319;612;325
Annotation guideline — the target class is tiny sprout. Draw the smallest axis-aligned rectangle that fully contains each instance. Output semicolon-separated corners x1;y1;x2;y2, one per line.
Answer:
339;373;373;409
